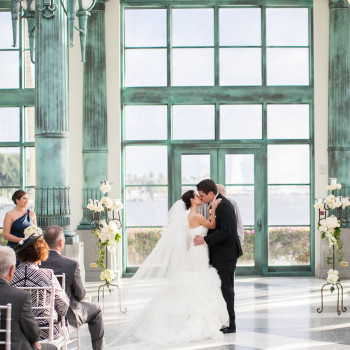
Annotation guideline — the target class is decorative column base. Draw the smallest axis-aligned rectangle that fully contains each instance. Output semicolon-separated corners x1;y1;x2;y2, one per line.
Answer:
35;186;75;240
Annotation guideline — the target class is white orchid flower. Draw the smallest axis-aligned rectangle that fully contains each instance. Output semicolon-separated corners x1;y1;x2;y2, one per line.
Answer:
101;196;113;209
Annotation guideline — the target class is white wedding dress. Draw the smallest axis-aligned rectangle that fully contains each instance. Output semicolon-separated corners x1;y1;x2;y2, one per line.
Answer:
114;224;229;348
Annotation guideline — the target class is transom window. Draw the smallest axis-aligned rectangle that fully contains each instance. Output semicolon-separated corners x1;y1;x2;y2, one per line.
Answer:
123;6;310;87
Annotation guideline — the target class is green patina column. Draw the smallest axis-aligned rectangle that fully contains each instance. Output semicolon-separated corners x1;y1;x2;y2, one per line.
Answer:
78;0;108;230
328;0;350;186
34;0;75;239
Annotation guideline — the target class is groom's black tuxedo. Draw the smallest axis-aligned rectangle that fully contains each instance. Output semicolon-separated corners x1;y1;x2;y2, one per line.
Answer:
204;193;243;329
205;193;243;264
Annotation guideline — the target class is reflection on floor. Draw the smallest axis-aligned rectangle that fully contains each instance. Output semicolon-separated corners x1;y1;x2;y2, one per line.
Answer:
77;277;350;350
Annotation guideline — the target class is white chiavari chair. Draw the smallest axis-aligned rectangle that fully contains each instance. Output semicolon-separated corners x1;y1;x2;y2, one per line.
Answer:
17;286;67;349
0;303;11;350
55;274;80;350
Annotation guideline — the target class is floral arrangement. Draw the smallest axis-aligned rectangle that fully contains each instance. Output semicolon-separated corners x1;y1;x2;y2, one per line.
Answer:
87;181;123;291
326;269;340;292
326;183;342;191
318;215;341;247
93;220;121;272
24;225;42;238
314;179;348;292
100;269;116;287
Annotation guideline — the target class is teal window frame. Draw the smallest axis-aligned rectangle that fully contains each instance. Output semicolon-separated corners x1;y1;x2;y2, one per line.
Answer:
120;0;314;276
0;6;36;228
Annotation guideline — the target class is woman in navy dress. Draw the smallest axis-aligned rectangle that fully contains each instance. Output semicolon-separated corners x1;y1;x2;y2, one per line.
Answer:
3;190;37;248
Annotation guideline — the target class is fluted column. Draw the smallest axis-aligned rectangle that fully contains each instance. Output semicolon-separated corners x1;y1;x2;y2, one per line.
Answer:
35;0;74;238
78;0;108;229
328;0;350;186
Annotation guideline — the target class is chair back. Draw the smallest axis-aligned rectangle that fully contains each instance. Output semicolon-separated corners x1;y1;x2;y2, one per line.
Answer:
55;273;66;291
55;273;80;350
17;286;55;341
0;303;11;350
54;274;67;326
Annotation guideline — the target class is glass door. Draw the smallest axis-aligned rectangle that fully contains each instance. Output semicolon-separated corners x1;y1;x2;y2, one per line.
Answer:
173;148;218;198
173;146;263;275
218;148;263;275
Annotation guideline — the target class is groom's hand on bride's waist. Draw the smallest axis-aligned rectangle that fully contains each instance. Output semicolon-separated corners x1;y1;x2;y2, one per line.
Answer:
194;235;205;246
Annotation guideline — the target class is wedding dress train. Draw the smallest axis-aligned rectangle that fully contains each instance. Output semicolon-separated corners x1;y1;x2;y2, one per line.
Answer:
113;223;229;348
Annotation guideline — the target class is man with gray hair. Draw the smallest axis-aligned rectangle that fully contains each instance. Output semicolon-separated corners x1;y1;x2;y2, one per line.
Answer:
0;246;41;350
199;184;244;241
41;226;105;350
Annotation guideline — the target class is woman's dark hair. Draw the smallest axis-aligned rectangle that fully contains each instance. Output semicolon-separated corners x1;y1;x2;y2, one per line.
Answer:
17;238;49;263
196;179;217;195
181;190;195;210
12;190;27;205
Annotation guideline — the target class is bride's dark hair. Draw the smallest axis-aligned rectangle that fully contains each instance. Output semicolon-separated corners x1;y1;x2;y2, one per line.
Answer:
181;190;195;210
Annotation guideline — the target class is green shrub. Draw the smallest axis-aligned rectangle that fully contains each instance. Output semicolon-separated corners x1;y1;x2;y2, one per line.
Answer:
127;226;310;266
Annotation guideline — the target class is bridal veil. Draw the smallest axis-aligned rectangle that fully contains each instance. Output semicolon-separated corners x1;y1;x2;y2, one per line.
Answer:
109;200;189;347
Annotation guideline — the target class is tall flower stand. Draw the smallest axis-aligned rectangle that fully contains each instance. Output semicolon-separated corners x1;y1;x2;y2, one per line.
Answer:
87;181;127;314
315;178;348;315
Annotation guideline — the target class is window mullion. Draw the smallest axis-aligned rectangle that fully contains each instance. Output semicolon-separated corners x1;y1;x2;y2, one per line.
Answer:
214;5;219;87
261;5;266;87
167;4;172;87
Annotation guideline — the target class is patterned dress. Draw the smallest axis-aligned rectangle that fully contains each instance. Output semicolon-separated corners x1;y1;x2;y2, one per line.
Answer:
11;262;69;340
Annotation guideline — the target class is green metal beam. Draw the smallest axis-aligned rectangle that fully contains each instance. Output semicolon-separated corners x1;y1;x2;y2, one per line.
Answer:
121;86;313;104
0;1;11;10
0;89;35;106
121;0;312;6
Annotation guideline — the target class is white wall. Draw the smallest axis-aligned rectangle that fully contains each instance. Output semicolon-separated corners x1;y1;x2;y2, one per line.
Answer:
105;0;121;200
313;0;329;272
69;35;84;232
105;0;122;268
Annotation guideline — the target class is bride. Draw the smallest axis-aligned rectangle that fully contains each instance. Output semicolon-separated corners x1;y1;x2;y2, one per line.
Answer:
112;190;229;348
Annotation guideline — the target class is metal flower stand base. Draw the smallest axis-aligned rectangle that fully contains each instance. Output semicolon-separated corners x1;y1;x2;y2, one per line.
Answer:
316;244;347;315
97;279;127;314
96;248;127;313
317;282;346;315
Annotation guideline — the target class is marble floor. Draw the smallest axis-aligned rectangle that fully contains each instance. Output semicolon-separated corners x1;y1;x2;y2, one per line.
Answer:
77;277;350;350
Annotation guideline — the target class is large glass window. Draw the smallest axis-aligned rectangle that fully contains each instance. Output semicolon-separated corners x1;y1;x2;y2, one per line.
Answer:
266;8;309;85
0;12;35;229
121;1;313;275
124;145;168;266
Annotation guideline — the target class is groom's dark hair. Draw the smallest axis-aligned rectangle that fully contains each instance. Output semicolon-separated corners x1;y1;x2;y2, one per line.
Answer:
196;179;217;195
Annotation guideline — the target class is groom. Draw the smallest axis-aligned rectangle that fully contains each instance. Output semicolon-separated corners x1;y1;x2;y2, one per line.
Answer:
194;179;243;334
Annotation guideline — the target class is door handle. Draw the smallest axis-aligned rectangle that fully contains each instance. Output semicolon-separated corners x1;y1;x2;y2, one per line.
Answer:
257;219;262;231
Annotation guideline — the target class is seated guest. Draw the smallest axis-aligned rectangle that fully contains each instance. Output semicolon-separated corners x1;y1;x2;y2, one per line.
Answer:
11;234;69;342
0;246;41;350
41;226;105;350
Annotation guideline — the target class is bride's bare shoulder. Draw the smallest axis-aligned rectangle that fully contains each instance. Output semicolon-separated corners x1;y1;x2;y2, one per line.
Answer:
188;213;203;228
